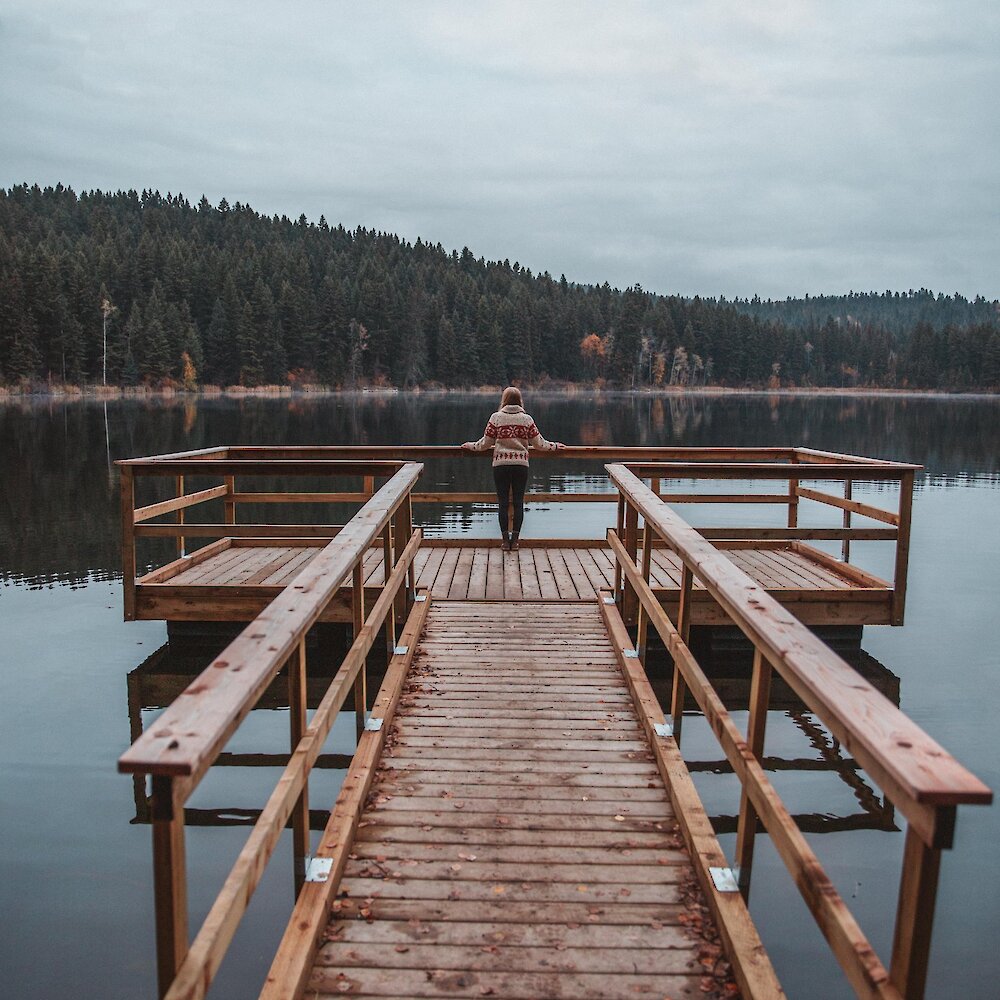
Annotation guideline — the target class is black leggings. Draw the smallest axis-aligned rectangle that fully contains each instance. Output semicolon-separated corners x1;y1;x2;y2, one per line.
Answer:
493;465;529;535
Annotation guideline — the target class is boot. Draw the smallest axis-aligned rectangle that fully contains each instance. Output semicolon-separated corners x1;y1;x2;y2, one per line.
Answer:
510;532;520;551
501;530;511;552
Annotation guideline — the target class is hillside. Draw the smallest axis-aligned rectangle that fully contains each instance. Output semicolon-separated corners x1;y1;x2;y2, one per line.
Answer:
1;184;998;391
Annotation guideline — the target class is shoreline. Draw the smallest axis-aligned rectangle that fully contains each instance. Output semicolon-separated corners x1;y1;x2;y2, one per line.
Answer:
0;384;998;403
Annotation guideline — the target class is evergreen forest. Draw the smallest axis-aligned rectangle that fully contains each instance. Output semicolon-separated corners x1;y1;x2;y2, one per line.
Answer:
1;184;998;391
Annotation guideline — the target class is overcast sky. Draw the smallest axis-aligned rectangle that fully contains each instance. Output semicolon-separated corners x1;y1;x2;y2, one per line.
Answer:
2;1;997;299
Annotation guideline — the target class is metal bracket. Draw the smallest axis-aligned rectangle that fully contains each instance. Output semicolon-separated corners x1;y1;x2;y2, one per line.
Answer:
623;648;639;659
304;857;333;883
414;594;427;602
602;596;616;605
365;716;384;732
393;645;409;656
653;719;674;738
709;866;740;893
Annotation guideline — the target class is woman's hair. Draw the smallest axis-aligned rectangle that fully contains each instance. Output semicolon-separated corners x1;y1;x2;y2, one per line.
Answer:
500;386;523;407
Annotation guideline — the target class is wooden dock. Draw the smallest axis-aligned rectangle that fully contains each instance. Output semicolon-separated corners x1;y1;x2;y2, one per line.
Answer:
116;447;992;1000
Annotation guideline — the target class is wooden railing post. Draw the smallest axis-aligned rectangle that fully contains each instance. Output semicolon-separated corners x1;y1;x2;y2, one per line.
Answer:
175;475;185;557
121;465;136;621
403;496;416;606
890;822;946;998
613;495;625;604
392;514;408;621
622;501;639;625
636;518;653;661
892;471;915;625
363;474;374;498
151;775;188;999
788;453;800;529
382;526;397;654
224;475;236;525
842;478;853;562
288;637;309;892
352;563;366;742
735;649;772;898
669;563;694;745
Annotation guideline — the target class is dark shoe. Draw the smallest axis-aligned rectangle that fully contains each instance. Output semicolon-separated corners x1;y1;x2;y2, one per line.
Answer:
510;534;520;551
501;536;511;552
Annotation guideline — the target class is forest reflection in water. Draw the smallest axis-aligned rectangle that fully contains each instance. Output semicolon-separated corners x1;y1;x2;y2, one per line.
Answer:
2;390;999;588
1;390;999;1000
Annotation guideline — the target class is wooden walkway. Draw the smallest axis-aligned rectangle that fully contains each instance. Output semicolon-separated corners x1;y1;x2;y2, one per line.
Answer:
306;600;738;999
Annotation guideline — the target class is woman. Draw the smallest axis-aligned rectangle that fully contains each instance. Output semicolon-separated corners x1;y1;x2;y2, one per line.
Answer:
462;387;564;551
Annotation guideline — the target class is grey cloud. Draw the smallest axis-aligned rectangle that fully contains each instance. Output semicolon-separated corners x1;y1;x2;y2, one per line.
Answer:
1;0;997;298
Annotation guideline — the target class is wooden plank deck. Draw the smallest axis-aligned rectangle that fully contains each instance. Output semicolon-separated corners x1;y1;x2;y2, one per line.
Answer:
136;539;893;625
304;600;746;999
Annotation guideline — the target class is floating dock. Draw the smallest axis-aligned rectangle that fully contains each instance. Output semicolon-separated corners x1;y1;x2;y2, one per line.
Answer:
116;447;991;1000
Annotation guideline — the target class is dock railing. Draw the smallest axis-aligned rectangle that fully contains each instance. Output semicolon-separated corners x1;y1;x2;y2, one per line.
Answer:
120;446;917;622
605;462;992;1000
118;461;423;1000
118;448;412;621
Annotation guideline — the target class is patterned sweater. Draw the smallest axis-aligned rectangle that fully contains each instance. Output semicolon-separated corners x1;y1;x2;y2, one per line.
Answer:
468;404;557;467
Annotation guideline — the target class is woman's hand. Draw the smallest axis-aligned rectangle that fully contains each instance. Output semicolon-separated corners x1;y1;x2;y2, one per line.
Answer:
460;442;476;451
555;442;567;450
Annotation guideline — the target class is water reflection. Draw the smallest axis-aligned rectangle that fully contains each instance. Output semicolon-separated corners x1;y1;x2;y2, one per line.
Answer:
125;626;386;830
3;391;999;588
125;626;901;848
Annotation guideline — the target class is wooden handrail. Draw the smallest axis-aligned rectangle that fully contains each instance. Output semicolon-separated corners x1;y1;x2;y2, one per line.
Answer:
604;542;900;998
119;462;424;999
157;537;424;1000
117;459;407;477
797;487;901;525
606;465;990;998
119;462;422;783
134;486;231;523
134;524;347;538
128;445;805;463
607;464;990;821
622;461;920;480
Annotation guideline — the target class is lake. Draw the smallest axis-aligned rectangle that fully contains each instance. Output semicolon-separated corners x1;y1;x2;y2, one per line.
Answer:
1;391;998;999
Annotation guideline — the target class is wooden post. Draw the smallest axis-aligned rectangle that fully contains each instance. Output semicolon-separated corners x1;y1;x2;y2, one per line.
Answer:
622;501;639;625
224;475;236;525
121;465;136;621
842;479;853;562
670;563;694;745
288;638;309;892
890;823;945;999
788;454;799;529
613;495;625;605
391;514;407;621
735;649;772;899
176;475;185;557
403;496;416;606
636;519;653;661
382;526;397;654
352;563;366;742
151;775;188;999
363;474;374;498
892;471;914;626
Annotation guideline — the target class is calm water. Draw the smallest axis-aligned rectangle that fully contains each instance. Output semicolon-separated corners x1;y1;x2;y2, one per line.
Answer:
1;391;998;999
